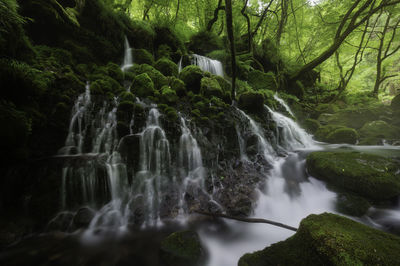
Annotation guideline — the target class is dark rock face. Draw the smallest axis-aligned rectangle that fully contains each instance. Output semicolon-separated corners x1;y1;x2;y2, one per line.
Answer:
239;213;400;266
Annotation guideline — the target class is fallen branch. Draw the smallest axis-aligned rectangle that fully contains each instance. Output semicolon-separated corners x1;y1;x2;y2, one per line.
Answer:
194;210;297;232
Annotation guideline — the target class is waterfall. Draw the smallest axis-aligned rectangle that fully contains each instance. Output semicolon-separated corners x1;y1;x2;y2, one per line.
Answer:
266;105;315;150
191;54;224;77
121;36;133;71
178;57;183;73
274;94;294;117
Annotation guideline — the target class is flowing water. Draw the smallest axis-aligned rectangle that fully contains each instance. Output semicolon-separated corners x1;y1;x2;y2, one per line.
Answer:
121;36;133;71
191;54;224;77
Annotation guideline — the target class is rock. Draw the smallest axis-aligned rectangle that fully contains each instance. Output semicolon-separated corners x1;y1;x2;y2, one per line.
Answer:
200;77;223;99
359;120;400;145
238;91;265;114
307;151;400;200
179;65;204;94
160;230;205;266
248;70;276;91
72;207;95;228
160;85;178;104
335;193;370;217
130;73;154;98
154;57;178;77
303;119;320;134
314;124;345;142
239;213;400;266
391;94;400;111
129;64;168;90
325;127;358;144
132;48;154;65
168;77;186;97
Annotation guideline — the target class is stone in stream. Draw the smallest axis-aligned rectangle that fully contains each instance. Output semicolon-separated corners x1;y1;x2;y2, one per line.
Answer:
306;151;400;201
239;213;400;266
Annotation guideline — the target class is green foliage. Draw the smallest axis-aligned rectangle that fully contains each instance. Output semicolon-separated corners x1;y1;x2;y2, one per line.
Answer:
200;77;223;99
132;49;154;65
248;70;277;91
188;31;223;55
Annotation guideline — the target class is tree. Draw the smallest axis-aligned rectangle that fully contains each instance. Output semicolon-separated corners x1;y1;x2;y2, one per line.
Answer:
225;0;236;101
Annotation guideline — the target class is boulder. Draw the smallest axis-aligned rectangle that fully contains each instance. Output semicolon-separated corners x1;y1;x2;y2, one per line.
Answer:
200;77;223;99
359;120;400;145
160;230;205;266
154;57;178;77
129;64;167;90
130;73;154;98
179;65;204;94
160;85;178;104
132;49;154;66
303;119;320;134
239;213;400;266
168;77;186;97
325;127;358;144
307;151;400;200
238;91;265;114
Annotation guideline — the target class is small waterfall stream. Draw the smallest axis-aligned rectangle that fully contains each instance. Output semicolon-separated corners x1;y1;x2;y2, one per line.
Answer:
121;36;133;71
190;54;224;76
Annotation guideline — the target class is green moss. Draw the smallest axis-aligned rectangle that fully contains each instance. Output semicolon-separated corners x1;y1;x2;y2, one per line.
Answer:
119;91;136;102
130;73;155;98
303;119;320;134
160;230;204;266
239;213;400;266
129;64;167;90
89;75;123;96
133;49;154;66
325;127;358;144
188;31;223;55
307;151;400;200
106;62;124;84
168;77;186;97
336;193;370;217
127;20;155;50
200;77;223;99
248;70;277;91
238;91;265;113
391;94;400;111
314;125;346;142
359;120;400;145
154;58;178;77
179;65;204;94
157;44;172;60
160;85;178;104
315;103;340;115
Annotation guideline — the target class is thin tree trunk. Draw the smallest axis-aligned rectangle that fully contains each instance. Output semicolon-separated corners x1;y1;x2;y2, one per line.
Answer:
276;0;289;45
241;0;252;53
225;0;236;102
207;0;224;31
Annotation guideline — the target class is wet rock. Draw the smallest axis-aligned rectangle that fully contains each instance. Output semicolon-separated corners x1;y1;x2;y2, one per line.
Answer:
325;127;358;144
238;91;265;114
72;207;95;228
160;230;205;266
239;213;400;266
307;151;400;200
335;193;370;217
359;120;400;145
179;65;204;94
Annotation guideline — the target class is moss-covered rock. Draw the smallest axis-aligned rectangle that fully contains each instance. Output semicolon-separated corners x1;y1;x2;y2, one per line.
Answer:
314;124;345;142
200;77;223;99
315;103;340;115
335;193;370;217
129;64;167;90
168;77;186;97
160;230;205;266
325;127;358;144
391;94;400;111
179;65;204;94
106;62;124;84
157;44;172;60
119;91;136;102
127;20;155;50
132;49;154;66
89;75;123;96
359;120;400;145
238;91;265;114
239;213;400;266
307;151;400;200
130;73;155;98
154;57;178;77
248;70;276;91
303;119;320;134
160;85;178;104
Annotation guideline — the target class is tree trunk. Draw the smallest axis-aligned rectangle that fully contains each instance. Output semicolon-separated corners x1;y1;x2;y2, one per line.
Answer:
225;0;236;102
207;0;224;31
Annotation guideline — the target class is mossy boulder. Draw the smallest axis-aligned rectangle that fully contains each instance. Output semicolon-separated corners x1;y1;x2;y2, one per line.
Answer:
303;119;320;134
315;103;340;115
130;73;155;98
335;193;371;217
248;70;276;91
239;213;400;266
132;49;154;66
238;91;265;113
168;77;186;97
179;65;204;94
127;20;155;50
314;125;345;142
119;91;135;102
200;77;223;99
89;75;123;96
307;151;400;200
129;64;167;90
390;94;400;111
160;85;178;104
106;62;124;84
154;57;178;77
359;120;400;145
160;230;205;266
325;127;358;144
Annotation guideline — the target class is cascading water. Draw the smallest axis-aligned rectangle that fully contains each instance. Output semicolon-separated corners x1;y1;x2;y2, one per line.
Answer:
191;54;224;77
121;36;133;71
274;93;294;117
